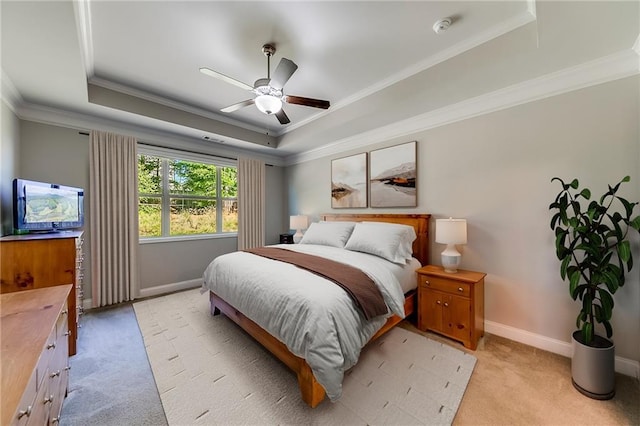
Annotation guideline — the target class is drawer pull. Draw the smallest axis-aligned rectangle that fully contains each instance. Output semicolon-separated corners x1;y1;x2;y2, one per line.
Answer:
436;300;441;305
61;309;68;315
64;365;71;371
425;280;430;286
50;370;61;378
46;342;56;350
51;417;60;424
17;406;32;419
458;287;464;292
444;302;449;307
44;394;54;404
64;330;71;337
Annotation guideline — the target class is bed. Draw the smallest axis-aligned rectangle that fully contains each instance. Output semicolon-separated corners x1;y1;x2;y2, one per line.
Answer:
202;213;430;407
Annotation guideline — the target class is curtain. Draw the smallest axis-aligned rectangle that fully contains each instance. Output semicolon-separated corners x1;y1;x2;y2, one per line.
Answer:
89;130;139;307
237;157;265;250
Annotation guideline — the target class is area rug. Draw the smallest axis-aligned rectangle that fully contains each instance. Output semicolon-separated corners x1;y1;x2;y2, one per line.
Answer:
133;288;477;425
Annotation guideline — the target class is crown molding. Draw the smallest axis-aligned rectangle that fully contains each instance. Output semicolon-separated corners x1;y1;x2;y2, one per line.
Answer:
281;8;537;136
73;0;94;78
15;102;286;167
285;48;640;166
1;70;23;112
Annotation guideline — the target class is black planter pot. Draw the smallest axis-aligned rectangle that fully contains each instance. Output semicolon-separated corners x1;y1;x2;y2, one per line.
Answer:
571;330;615;400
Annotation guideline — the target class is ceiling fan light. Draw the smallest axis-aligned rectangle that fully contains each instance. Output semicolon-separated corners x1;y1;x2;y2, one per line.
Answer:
255;94;282;115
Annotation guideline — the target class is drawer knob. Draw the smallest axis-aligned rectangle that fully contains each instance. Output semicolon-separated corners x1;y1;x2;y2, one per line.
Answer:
50;370;61;378
46;342;56;350
64;330;71;337
436;300;441;305
44;394;54;404
425;280;430;286
64;365;71;371
458;287;464;292
51;417;60;424
17;406;32;419
61;309;68;315
444;302;449;307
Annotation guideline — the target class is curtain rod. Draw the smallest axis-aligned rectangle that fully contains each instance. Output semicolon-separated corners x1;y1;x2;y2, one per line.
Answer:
79;132;273;166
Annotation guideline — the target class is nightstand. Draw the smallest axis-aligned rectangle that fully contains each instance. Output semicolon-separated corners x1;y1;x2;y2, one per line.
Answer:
417;265;486;350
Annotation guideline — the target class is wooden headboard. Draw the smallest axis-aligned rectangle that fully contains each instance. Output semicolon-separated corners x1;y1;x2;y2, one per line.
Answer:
321;213;431;266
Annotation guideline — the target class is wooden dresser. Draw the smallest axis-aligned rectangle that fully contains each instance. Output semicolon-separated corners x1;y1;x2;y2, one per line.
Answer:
1;285;72;425
0;232;84;356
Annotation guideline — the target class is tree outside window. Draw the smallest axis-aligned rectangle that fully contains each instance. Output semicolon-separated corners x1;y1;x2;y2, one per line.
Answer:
138;153;237;238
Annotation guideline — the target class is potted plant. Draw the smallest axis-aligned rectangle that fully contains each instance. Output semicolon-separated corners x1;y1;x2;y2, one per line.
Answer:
549;176;640;400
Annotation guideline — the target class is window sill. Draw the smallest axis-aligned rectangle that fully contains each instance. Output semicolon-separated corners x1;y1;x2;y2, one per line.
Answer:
139;233;237;244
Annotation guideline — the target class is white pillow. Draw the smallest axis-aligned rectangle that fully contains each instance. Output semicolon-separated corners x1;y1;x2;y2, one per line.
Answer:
344;222;416;264
299;221;356;248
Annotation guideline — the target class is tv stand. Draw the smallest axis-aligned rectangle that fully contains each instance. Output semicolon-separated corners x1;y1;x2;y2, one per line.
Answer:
0;231;84;356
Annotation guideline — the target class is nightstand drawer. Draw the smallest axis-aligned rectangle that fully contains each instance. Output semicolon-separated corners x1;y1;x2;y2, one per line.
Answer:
419;275;470;297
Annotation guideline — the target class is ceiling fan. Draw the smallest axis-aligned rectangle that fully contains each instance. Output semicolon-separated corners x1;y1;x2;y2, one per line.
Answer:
200;43;330;125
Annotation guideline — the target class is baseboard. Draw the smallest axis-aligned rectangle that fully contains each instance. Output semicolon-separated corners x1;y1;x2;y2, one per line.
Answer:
138;278;202;299
80;279;202;311
485;320;640;379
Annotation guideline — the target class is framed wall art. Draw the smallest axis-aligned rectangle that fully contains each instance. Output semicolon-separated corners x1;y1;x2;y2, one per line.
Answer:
331;153;368;208
369;141;417;207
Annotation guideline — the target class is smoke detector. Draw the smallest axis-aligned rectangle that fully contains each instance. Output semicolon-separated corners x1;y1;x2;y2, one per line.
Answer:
433;18;452;34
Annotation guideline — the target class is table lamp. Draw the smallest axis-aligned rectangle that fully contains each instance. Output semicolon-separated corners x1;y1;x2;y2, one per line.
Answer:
435;218;467;273
290;215;308;243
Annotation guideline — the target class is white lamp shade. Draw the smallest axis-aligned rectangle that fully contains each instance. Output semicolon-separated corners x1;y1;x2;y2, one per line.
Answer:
289;215;308;231
255;95;282;115
435;218;467;244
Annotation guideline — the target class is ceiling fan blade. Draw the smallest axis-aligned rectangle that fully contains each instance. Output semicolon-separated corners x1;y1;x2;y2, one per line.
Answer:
269;58;298;90
284;95;330;110
275;109;290;125
221;99;255;113
200;67;253;91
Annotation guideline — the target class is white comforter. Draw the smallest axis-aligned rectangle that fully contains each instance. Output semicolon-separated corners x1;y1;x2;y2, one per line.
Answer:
202;244;414;401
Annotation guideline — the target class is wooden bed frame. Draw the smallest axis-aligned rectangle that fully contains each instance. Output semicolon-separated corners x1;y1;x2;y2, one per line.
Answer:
209;213;430;407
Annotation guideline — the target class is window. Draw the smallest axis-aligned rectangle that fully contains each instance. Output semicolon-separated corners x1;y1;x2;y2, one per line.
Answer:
137;147;237;239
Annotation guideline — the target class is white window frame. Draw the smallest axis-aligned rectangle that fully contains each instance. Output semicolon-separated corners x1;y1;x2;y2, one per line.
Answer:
138;145;237;243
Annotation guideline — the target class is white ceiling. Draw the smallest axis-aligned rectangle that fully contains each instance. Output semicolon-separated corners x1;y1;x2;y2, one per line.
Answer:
2;1;638;161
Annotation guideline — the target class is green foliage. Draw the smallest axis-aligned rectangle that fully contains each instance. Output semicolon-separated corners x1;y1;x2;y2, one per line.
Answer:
549;176;640;345
137;155;238;237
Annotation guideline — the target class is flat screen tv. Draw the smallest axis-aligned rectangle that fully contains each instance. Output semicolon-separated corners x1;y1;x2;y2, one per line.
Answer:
13;178;84;232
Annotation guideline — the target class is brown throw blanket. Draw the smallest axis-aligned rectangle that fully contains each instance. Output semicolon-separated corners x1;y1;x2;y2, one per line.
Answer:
244;247;388;320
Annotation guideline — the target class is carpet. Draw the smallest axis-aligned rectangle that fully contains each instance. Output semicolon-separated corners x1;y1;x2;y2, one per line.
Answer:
133;289;477;425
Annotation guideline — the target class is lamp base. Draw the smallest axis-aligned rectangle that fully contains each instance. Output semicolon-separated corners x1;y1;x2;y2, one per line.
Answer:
293;230;304;244
441;250;462;274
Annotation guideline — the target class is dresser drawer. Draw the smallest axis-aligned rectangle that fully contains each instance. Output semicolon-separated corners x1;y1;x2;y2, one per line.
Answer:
419;275;470;297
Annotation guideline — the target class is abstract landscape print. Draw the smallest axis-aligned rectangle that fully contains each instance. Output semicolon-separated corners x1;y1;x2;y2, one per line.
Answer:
369;141;417;207
331;153;368;208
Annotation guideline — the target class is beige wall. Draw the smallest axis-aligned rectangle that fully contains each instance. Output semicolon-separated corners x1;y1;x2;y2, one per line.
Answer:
1;100;20;236
286;76;640;362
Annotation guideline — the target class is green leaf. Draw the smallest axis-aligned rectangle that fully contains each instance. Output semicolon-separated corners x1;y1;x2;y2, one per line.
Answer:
570;179;579;189
618;240;631;263
597;288;614;320
622;175;630;183
569;270;581;297
603;320;613;338
560;256;571;280
579;188;591;199
630;216;640;231
594;304;604;322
